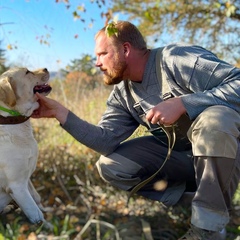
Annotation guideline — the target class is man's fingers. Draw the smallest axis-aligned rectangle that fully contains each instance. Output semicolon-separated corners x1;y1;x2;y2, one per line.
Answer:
36;92;47;101
146;109;154;122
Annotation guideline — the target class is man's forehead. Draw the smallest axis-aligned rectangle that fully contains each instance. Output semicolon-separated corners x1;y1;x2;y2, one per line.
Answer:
95;34;111;52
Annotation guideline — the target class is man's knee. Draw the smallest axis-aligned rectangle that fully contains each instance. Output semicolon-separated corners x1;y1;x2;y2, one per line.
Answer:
188;106;240;158
96;153;142;191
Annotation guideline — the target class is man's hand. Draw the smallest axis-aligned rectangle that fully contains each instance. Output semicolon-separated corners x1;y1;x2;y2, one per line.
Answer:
146;97;186;125
31;93;69;125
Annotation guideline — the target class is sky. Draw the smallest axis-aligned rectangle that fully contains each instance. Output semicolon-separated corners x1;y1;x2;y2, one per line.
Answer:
0;0;116;72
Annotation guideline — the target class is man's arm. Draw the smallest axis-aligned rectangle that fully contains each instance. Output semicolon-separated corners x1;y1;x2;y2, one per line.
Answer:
162;44;240;120
32;91;138;156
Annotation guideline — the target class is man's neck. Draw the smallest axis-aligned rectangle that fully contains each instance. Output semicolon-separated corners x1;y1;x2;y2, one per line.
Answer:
128;49;151;82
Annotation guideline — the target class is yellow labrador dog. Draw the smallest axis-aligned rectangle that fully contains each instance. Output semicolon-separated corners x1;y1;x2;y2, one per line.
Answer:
0;67;52;227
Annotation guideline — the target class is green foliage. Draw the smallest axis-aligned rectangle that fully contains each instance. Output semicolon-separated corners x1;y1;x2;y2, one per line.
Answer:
58;0;240;65
0;218;22;240
50;215;77;237
105;22;119;37
63;54;97;76
0;214;78;239
108;0;240;62
233;184;240;205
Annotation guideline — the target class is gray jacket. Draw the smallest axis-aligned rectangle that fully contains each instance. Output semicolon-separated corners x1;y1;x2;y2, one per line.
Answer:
62;43;240;155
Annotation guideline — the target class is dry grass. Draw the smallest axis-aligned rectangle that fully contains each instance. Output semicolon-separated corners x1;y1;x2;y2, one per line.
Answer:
1;78;239;239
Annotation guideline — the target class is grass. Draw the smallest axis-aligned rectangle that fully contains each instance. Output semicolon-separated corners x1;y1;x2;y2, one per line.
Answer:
1;78;240;239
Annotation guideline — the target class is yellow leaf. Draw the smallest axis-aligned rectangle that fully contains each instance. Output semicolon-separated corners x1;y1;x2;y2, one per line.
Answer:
77;5;85;12
7;44;12;50
27;232;37;240
73;11;80;19
225;1;231;8
144;11;154;22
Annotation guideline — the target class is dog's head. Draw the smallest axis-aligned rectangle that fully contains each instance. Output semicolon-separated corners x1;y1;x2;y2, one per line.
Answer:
0;67;52;117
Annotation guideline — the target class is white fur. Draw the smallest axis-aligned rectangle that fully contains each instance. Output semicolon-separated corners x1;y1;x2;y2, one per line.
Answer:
0;67;51;227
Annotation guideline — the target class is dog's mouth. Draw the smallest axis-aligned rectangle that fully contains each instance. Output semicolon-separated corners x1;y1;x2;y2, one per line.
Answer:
33;83;52;94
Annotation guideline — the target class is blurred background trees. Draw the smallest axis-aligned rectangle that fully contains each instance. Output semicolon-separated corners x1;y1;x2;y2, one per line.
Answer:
107;0;240;63
1;0;240;73
57;0;240;65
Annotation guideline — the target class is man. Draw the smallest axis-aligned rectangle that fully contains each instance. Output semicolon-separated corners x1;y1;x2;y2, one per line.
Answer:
32;21;240;239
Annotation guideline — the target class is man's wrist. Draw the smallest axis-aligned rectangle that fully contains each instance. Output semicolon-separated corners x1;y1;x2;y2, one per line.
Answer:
55;105;69;125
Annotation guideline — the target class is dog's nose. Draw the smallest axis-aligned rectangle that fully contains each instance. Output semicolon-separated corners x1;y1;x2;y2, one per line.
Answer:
43;68;48;73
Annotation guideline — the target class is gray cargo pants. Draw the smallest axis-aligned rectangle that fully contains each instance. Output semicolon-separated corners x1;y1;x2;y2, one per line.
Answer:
96;106;240;232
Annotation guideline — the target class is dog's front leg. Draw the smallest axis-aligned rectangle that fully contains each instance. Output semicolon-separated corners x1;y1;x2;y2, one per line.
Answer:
7;181;45;225
28;180;46;211
0;192;12;213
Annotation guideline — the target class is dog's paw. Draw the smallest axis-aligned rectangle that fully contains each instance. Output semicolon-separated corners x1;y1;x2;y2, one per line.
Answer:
36;220;53;231
36;220;43;227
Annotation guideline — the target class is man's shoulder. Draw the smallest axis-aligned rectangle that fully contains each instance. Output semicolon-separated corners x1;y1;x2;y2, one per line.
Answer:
162;42;200;50
161;43;213;57
155;42;191;52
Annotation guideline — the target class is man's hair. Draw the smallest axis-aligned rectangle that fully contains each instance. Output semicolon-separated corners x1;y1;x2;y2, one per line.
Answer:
95;21;147;51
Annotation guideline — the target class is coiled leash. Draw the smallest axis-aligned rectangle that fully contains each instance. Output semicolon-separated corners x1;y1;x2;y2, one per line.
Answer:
126;47;182;205
127;123;176;205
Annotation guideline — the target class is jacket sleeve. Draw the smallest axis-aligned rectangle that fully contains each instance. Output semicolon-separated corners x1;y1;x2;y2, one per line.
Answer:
162;44;240;120
62;87;139;156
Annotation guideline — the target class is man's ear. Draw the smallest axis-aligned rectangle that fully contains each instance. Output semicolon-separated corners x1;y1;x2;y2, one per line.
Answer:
0;77;17;107
123;42;130;55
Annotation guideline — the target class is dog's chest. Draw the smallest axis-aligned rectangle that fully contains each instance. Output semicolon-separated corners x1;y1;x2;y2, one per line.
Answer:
0;121;37;151
0;121;38;187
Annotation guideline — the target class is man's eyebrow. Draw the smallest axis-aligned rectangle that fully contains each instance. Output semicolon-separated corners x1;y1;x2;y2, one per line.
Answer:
97;50;108;55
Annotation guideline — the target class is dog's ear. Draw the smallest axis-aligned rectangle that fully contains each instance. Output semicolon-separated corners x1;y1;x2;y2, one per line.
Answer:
0;76;17;107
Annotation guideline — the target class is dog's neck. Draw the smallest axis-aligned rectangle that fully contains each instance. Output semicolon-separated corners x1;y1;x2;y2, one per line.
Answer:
0;115;30;124
0;105;30;124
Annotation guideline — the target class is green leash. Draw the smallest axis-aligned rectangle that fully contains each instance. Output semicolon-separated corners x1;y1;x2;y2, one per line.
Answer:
126;47;178;205
127;124;176;205
0;105;22;116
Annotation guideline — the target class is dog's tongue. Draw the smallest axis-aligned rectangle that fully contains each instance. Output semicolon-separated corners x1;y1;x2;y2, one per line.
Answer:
33;84;52;94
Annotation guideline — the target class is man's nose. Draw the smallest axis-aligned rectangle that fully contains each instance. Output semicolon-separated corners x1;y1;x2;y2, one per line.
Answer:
95;58;102;67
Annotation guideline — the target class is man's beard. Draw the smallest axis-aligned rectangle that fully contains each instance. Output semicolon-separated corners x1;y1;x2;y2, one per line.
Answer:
103;60;127;85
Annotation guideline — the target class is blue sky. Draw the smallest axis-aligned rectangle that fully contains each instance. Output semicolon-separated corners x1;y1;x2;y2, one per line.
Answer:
0;0;115;72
